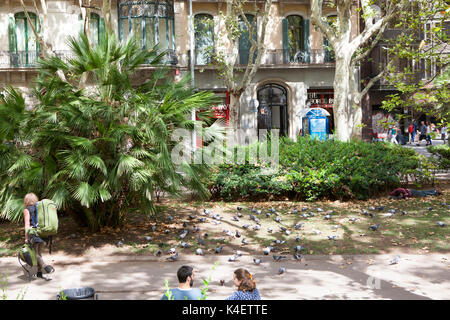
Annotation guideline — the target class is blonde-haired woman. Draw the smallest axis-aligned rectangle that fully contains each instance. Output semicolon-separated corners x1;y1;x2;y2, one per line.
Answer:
226;268;261;300
23;193;54;279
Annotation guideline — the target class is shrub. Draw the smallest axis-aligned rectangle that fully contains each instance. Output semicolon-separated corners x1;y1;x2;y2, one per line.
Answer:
427;144;450;169
208;136;430;201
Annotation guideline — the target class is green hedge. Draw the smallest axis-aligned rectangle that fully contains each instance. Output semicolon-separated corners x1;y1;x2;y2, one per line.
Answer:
427;144;450;169
208;136;430;201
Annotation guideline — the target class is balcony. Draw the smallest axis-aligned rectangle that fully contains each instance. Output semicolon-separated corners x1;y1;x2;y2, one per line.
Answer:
0;51;40;68
0;49;178;70
188;49;335;68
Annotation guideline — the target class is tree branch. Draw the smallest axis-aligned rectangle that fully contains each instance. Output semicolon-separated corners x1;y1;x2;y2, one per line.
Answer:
310;0;338;46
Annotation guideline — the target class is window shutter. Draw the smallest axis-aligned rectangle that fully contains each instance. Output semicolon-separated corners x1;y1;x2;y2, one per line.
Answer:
99;17;106;42
282;18;288;64
8;15;17;53
303;19;310;63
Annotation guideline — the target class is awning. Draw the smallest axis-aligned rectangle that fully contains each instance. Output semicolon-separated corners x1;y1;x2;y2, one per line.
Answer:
296;107;331;118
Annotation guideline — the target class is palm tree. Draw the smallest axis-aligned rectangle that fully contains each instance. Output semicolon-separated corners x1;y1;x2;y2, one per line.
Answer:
0;32;222;231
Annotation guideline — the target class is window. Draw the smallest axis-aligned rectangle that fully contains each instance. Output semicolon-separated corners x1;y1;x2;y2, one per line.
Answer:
79;13;105;45
8;12;40;67
118;0;175;53
282;15;310;63
323;15;337;62
238;14;257;65
194;14;214;65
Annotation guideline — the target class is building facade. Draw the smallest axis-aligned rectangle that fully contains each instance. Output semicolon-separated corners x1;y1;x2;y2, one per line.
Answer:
0;0;361;141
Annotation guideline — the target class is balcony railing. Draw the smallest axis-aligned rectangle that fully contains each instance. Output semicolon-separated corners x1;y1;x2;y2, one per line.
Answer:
0;49;178;69
188;49;335;67
0;51;40;68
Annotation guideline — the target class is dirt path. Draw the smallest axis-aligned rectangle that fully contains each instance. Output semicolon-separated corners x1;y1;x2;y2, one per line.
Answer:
2;250;449;300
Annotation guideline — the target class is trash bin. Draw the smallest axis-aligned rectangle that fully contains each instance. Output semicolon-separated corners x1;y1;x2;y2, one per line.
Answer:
57;287;98;300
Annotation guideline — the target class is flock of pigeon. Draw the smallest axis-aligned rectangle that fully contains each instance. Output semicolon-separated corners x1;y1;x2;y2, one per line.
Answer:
132;201;447;275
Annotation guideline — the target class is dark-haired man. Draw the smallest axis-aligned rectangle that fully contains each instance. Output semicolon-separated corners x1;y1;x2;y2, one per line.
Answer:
161;265;204;300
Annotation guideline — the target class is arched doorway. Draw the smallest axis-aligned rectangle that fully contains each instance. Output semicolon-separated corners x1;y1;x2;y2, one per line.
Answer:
257;84;288;137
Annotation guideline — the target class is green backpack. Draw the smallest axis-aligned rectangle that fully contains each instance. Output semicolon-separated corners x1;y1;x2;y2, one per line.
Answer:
30;199;58;238
18;243;37;267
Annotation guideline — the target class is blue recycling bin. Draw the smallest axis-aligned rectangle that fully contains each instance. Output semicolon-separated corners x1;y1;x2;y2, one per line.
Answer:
301;108;330;141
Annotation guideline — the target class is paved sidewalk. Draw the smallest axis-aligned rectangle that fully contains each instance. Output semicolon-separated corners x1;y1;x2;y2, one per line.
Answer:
2;251;449;300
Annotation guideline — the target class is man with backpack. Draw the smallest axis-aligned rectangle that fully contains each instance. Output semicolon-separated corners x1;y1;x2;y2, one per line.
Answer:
23;193;57;280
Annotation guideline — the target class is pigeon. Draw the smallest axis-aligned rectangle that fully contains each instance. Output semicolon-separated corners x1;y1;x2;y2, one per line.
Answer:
234;250;244;256
389;255;400;265
228;254;239;262
237;206;243;211
383;213;394;218
388;209;396;214
302;207;308;211
215;246;223;254
279;226;287;232
168;247;176;254
203;209;211;216
295;245;304;252
188;214;196;220
269;208;276;213
117;239;124;247
332;225;339;229
285;230;291;236
294;223;303;230
168;215;174;221
196;248;204;255
155;250;162;256
376;206;385;211
197;236;205;245
164;229;170;234
166;252;178;262
324;215;331;220
213;214;222;221
292;208;299;214
309;212;315;217
254;218;261;224
437;221;446;227
193;226;199;232
361;209;369;215
369;213;376;218
237;212;243;218
249;214;256;221
144;236;152;241
183;222;188;228
252;208;257;213
253;225;261;231
293;253;302;261
369;206;376;211
369;224;380;231
224;230;234;237
253;258;262;265
278;267;286;274
198;217;207;223
317;208;324;212
349;217;358;222
273;239;286;245
179;229;189;239
263;246;272;255
401;211;407;215
267;227;273;233
295;236;301;242
302;213;309;218
441;202;447;206
273;255;286;262
327;235;338;240
275;217;281;223
428;207;433;211
151;225;157;232
256;210;262;215
235;230;241;238
266;213;272;218
242;238;249;245
243;224;250;229
312;228;321;235
180;242;190;248
232;216;240;222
